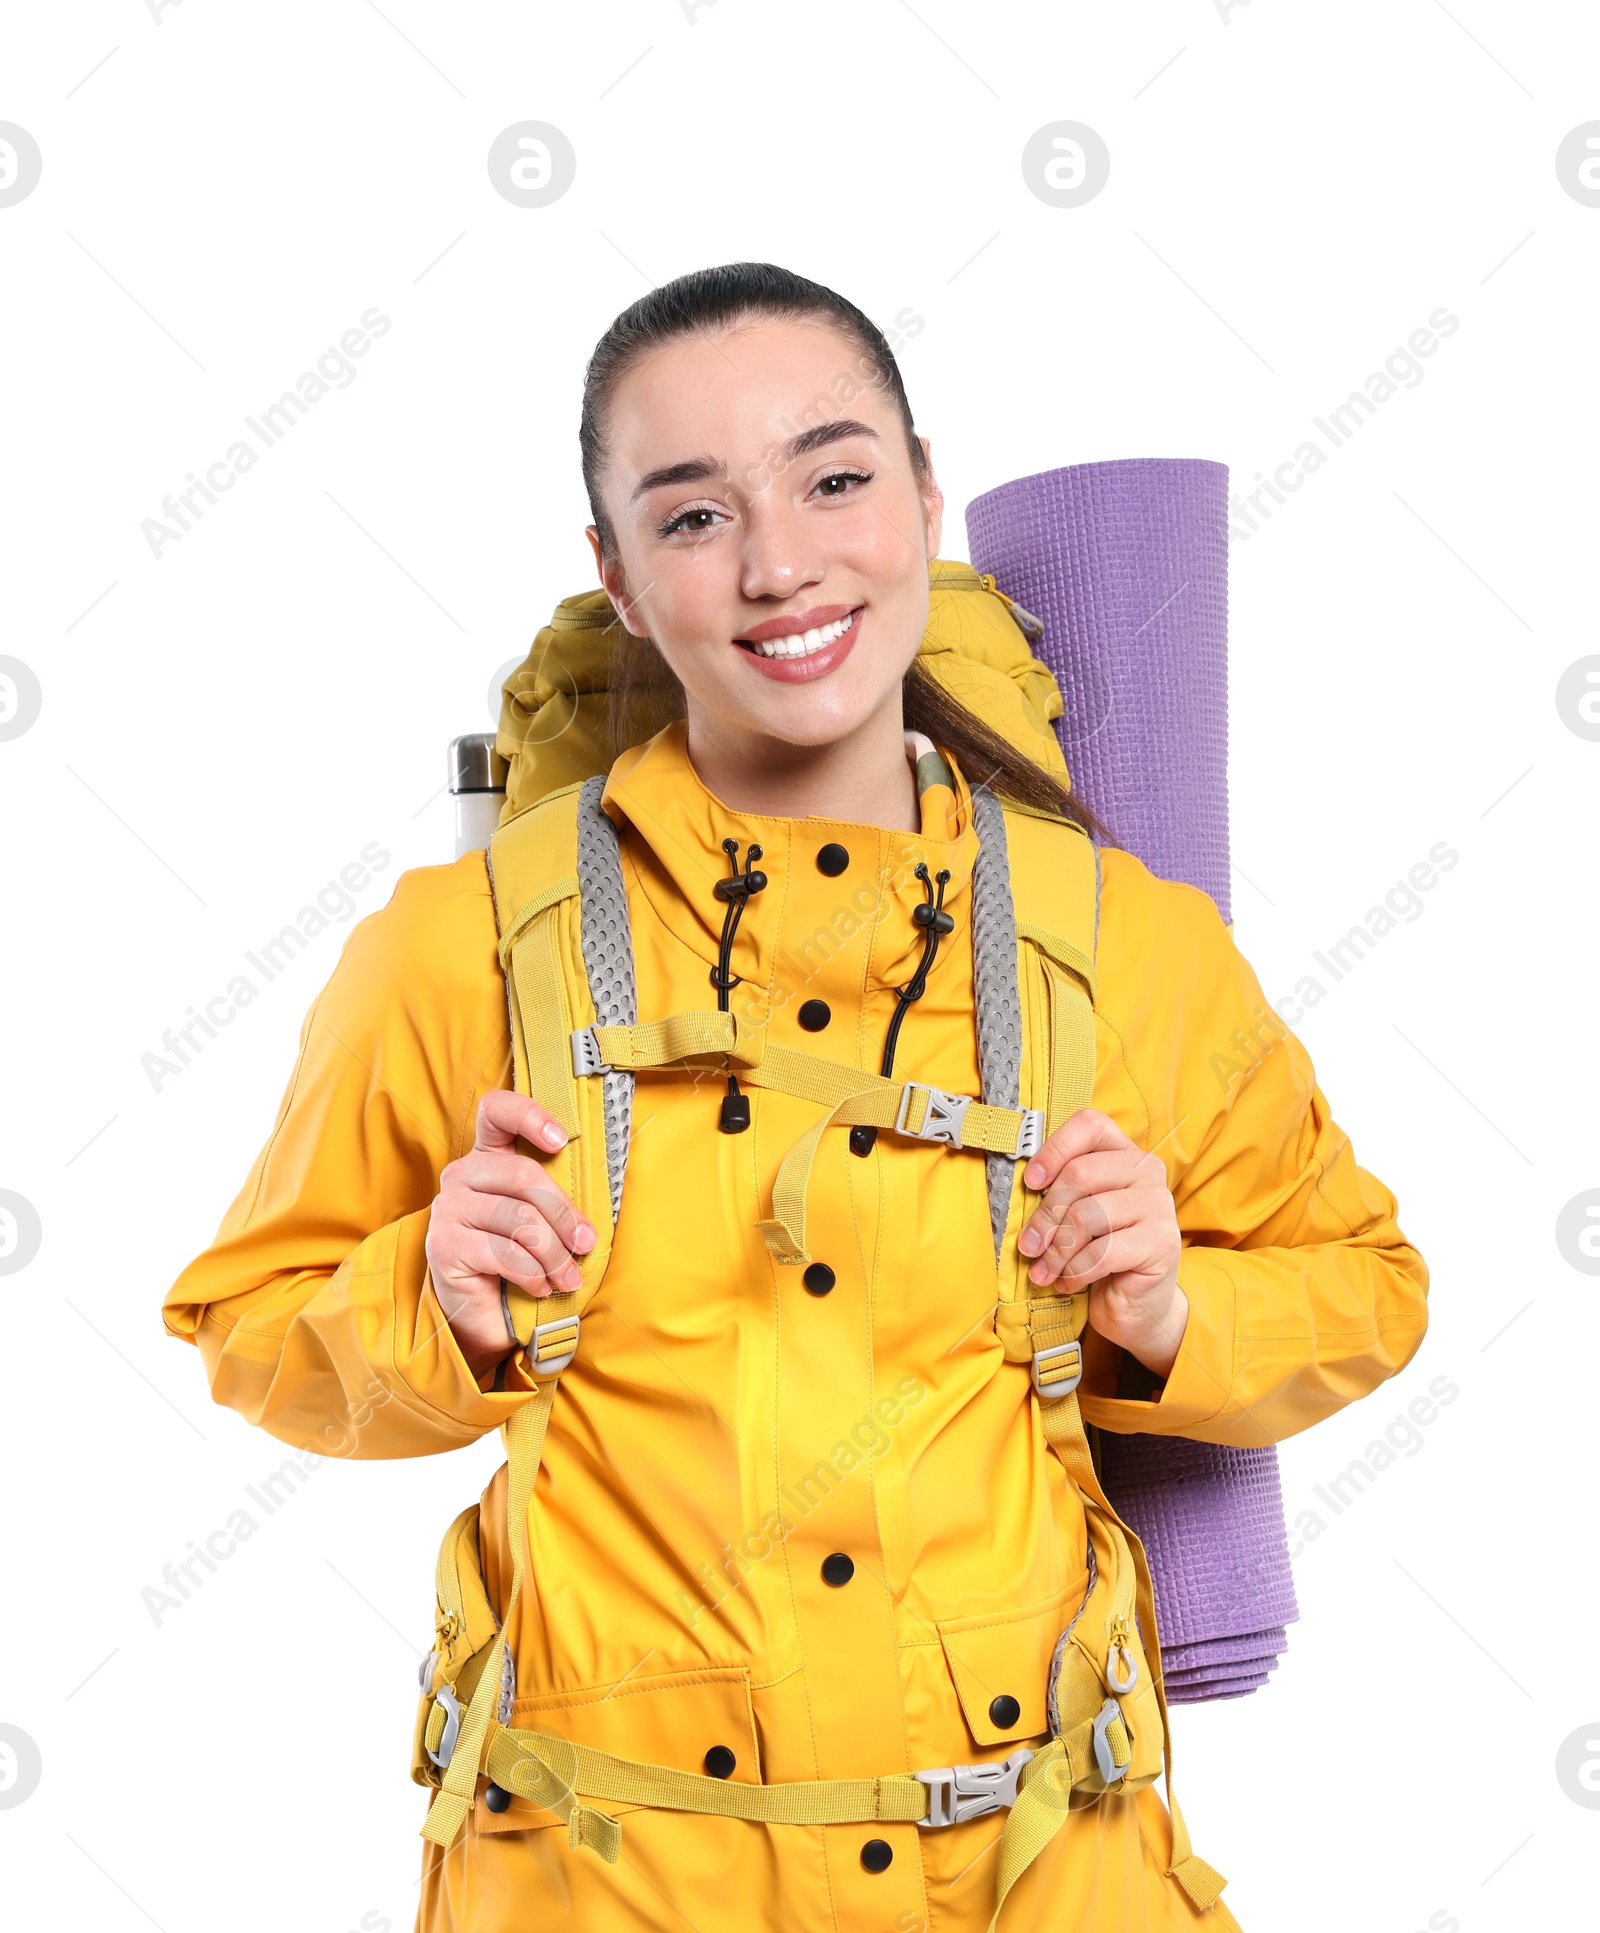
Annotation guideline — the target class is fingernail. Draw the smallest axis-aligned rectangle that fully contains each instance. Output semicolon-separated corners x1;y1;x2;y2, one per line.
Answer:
542;1122;567;1149
572;1224;597;1255
1024;1162;1044;1188
560;1264;583;1292
1018;1228;1040;1257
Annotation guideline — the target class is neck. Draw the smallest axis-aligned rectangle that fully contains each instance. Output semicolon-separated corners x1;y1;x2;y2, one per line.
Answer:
684;696;920;833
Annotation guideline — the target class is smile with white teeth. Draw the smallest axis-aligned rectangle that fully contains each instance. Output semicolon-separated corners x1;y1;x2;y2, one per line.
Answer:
742;611;857;658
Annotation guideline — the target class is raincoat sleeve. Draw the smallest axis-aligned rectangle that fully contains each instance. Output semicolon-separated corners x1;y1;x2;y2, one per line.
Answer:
161;853;534;1459
1077;850;1429;1449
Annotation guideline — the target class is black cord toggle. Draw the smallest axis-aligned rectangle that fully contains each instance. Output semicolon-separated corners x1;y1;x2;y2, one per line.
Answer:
852;865;955;1158
711;839;765;1132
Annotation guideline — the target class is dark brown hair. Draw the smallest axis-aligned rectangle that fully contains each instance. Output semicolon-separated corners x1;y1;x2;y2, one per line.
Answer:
580;261;1114;843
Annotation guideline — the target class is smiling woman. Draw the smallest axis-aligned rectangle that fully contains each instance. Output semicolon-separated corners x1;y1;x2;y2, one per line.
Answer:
162;261;1429;1933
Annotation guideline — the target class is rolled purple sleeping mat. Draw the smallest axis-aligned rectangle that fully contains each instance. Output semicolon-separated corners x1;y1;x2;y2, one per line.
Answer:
967;459;1297;1702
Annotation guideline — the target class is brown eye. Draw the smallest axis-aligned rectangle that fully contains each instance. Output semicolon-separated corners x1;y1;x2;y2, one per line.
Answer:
815;469;873;499
658;504;726;538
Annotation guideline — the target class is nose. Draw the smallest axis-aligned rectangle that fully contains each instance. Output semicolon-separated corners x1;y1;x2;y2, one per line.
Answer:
738;486;824;607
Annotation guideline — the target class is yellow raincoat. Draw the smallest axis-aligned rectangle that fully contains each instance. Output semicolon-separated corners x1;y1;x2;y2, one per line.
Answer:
163;721;1429;1932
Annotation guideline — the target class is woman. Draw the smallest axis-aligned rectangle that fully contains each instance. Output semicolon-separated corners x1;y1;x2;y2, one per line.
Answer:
163;262;1429;1931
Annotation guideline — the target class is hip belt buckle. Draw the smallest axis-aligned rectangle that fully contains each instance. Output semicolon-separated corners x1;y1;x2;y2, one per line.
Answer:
914;1748;1034;1828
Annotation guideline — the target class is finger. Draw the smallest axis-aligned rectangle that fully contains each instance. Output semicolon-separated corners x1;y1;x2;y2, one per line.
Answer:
440;1225;565;1296
1033;1190;1173;1288
1025;1191;1112;1284
503;1210;585;1293
1052;1148;1159;1198
1016;1150;1154;1258
471;1088;570;1157
1026;1190;1149;1286
1021;1107;1136;1194
448;1187;584;1283
445;1155;596;1253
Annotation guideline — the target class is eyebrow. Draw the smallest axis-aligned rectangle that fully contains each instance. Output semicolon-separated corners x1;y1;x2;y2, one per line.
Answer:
629;418;881;502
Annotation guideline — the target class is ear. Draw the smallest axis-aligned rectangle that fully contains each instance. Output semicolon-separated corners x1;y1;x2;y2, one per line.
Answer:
586;526;650;638
917;439;945;559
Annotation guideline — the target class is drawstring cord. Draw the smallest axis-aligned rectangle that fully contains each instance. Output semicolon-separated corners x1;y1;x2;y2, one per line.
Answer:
706;842;953;1148
851;864;953;1157
711;838;766;1133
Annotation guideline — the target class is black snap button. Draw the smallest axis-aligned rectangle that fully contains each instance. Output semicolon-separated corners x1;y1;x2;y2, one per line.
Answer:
989;1694;1022;1728
816;843;850;877
821;1552;855;1586
803;1262;836;1296
798;999;831;1032
860;1838;893;1873
703;1745;737;1779
484;1782;512;1814
848;1125;877;1158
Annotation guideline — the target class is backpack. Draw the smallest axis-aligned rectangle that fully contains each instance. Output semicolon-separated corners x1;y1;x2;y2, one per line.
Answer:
411;565;1226;1928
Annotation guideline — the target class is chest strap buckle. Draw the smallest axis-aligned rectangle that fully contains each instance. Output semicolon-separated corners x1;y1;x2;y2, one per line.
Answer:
895;1082;972;1147
914;1748;1034;1827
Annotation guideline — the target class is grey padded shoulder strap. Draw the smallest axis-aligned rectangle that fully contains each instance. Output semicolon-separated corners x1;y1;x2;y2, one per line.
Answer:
968;787;1026;1260
574;775;637;1220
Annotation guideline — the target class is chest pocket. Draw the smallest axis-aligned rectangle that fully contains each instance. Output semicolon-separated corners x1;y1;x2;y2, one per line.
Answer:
935;1573;1089;1753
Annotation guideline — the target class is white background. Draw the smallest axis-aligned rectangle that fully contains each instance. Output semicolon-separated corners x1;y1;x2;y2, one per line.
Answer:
2;4;1597;1930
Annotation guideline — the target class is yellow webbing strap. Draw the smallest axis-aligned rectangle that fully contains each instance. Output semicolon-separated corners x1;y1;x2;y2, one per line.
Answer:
1026;942;1096;1144
508;899;583;1141
592;1009;763;1071
482;1723;931;1860
496;875;580;970
1020;1303;1225;1915
988;1738;1076;1932
1015;921;1097;1005
421;1387;552;1847
586;1015;1039;1266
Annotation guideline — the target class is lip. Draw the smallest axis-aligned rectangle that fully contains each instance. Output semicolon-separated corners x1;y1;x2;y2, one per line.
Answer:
734;605;863;683
735;603;860;644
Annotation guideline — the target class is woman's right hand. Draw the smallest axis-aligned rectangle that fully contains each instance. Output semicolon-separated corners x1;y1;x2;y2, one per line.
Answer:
424;1090;597;1381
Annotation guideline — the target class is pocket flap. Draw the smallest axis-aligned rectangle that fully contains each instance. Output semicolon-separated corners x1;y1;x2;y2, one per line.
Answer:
936;1581;1083;1751
476;1664;763;1836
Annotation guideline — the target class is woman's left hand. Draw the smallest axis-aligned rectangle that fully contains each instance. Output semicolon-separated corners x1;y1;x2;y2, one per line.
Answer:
1017;1108;1189;1381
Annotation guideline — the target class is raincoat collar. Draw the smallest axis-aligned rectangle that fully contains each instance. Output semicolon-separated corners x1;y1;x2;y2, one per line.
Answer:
599;721;978;997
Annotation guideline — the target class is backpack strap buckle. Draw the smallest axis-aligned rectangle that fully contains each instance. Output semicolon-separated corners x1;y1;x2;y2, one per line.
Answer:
1091;1698;1132;1784
1032;1339;1083;1400
895;1082;972;1147
529;1313;580;1377
914;1748;1034;1828
425;1681;463;1772
570;1026;610;1077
